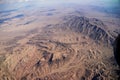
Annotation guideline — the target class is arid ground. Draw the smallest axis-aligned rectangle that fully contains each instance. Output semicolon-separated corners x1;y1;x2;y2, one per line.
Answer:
0;0;120;80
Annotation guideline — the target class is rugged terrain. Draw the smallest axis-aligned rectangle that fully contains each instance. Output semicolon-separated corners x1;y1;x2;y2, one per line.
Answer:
0;0;120;80
0;15;119;80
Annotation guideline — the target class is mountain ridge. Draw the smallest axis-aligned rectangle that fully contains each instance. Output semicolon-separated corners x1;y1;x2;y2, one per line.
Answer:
54;15;114;45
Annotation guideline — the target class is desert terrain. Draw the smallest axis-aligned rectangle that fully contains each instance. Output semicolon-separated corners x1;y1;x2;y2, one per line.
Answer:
0;0;120;80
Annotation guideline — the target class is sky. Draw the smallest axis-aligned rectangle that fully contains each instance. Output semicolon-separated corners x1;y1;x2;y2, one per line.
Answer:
0;0;119;13
0;0;119;3
0;0;119;7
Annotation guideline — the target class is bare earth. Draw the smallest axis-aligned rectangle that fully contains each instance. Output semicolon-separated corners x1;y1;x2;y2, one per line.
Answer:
0;0;120;80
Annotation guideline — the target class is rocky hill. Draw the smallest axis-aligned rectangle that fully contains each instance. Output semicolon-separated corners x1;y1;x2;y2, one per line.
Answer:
0;15;118;80
56;15;114;45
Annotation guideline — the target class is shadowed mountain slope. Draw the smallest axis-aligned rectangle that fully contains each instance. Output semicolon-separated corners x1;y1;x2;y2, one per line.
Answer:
54;15;114;45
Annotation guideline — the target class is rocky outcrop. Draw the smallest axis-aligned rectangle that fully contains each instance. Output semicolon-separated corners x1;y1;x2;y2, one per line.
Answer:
59;16;114;45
